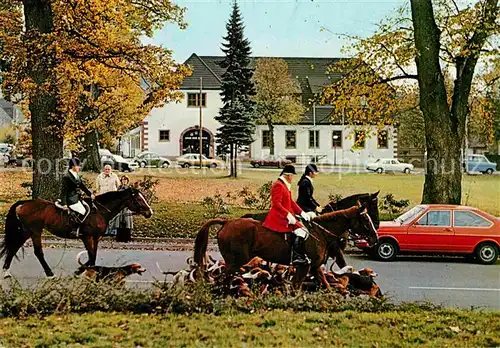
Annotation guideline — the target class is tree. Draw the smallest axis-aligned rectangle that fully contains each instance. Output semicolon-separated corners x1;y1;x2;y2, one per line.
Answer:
0;0;190;197
252;58;304;155
215;2;256;178
322;0;499;204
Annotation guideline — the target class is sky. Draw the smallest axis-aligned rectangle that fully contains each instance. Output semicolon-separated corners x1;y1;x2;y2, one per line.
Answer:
148;0;407;63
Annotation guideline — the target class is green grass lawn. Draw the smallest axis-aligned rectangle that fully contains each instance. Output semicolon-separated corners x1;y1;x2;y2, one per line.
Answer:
1;310;499;347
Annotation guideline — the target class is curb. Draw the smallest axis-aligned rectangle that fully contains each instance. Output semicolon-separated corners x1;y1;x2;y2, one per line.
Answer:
4;235;361;254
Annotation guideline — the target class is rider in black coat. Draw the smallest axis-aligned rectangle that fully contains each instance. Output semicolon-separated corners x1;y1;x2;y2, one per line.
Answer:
296;164;320;213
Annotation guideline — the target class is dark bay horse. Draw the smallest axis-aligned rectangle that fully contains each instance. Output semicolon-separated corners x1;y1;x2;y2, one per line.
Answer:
0;188;153;279
194;204;378;289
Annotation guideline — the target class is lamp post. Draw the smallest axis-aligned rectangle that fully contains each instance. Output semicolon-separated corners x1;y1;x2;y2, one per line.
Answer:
333;134;339;166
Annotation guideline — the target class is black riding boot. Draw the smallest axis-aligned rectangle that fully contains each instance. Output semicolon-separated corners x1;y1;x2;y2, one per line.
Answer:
292;235;310;266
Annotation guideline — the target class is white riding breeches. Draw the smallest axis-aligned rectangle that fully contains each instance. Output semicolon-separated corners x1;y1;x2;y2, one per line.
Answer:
69;201;86;216
293;227;309;239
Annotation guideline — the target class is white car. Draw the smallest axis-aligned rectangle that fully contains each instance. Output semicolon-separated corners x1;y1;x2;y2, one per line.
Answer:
366;158;414;174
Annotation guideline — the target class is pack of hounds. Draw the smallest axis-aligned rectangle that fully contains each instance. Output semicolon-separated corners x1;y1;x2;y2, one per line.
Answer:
156;255;383;299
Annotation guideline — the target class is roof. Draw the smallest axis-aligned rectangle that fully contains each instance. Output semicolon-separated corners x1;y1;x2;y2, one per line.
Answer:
181;54;346;124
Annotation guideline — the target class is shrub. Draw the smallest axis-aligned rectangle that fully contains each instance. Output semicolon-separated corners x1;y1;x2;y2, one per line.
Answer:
134;175;160;203
201;193;231;218
0;276;441;319
240;181;272;210
328;193;343;203
379;193;410;219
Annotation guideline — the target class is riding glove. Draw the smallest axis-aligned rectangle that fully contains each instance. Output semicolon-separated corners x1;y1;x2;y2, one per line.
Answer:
287;213;297;225
300;210;311;221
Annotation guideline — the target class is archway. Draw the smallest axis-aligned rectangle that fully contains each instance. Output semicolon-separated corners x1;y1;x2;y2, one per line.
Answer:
179;126;214;157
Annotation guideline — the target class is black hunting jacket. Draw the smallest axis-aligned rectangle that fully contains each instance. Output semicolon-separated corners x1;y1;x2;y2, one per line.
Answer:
296;176;320;213
60;171;92;206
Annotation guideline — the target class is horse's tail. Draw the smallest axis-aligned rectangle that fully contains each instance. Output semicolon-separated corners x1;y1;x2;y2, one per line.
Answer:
0;200;28;260
193;218;227;268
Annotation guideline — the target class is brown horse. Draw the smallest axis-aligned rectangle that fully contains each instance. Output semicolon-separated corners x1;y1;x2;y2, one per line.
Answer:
0;188;153;279
194;204;378;289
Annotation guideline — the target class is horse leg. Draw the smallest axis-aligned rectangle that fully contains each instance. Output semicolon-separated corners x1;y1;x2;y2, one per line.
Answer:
291;265;310;292
74;236;94;275
31;232;55;278
2;232;30;279
334;249;348;269
312;265;330;290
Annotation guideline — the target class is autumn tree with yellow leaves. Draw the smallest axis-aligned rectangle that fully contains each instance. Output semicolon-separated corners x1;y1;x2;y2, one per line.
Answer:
0;0;190;199
322;0;498;205
252;58;305;156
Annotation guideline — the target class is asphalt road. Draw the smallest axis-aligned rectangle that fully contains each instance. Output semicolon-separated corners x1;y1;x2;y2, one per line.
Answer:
1;247;499;310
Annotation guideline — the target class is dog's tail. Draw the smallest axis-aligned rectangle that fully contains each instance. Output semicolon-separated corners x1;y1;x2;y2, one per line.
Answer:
156;262;184;276
76;250;88;267
193;218;227;269
0;200;29;261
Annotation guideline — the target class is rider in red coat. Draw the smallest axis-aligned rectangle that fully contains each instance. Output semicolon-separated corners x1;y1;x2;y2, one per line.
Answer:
263;164;315;266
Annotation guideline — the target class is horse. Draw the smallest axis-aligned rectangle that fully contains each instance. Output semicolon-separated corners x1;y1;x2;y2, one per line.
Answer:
241;191;380;266
193;203;378;290
0;188;153;279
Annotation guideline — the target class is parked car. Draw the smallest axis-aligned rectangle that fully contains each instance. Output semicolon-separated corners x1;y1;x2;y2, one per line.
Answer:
354;204;500;264
250;155;292;168
366;158;414;174
466;154;496;174
176;153;223;168
133;152;170;168
101;154;138;172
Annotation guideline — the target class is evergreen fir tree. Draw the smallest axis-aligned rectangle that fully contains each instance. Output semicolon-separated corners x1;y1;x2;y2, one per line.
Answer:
215;1;256;177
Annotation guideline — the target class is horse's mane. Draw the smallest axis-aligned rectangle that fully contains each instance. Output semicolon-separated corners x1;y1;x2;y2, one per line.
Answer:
94;188;132;204
313;206;358;222
328;193;370;207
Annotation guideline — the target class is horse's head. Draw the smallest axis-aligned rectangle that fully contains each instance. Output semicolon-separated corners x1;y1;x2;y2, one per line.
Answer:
347;202;379;247
124;188;153;218
323;191;380;229
366;191;380;229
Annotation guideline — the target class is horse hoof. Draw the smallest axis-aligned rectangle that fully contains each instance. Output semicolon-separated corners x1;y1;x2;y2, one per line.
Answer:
3;270;12;279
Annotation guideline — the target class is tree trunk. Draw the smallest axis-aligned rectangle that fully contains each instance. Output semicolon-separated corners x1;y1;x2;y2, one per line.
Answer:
267;121;275;156
411;0;462;204
80;129;101;172
229;143;234;178
24;0;63;200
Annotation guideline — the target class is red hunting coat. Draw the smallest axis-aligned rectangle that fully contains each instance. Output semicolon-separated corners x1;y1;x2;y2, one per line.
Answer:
263;178;303;233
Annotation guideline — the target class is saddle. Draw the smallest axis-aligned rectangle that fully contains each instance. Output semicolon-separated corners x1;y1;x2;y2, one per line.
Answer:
55;199;91;223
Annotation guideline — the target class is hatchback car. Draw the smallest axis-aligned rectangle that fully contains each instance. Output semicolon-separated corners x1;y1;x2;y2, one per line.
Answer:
102;154;138;172
134;152;170;168
176;153;223;168
466;154;496;174
366;158;414;174
250;155;292;168
355;205;500;264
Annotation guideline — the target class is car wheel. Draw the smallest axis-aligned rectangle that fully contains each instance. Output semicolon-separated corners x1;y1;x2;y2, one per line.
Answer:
375;239;398;261
182;163;190;168
376;167;384;174
474;243;498;265
485;168;494;175
162;162;170;169
210;163;217;168
253;163;260;168
403;168;411;174
140;161;146;168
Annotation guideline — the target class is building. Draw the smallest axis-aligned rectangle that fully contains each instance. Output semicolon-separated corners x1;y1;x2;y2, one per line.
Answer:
129;53;398;164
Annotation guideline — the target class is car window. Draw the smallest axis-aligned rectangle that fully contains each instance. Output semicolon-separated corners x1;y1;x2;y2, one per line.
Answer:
454;211;492;227
391;160;399;164
201;155;208;160
396;206;426;225
416;210;451;226
382;160;389;164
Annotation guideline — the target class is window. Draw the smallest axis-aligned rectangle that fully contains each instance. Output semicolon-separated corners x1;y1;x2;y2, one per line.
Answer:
159;130;170;142
454;211;492;227
332;130;342;148
262;130;270;148
354;130;365;148
286;130;296;149
417;210;451;226
309;130;320;148
187;93;206;107
378;130;389;149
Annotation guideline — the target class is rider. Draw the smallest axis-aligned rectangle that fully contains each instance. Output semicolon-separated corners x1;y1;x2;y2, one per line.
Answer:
60;157;95;237
296;163;321;213
263;164;315;266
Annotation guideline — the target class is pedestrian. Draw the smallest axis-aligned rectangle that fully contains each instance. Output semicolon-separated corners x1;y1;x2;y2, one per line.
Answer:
96;164;120;194
115;175;134;243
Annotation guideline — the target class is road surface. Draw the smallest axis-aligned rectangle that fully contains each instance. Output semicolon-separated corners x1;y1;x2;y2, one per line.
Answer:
1;247;499;310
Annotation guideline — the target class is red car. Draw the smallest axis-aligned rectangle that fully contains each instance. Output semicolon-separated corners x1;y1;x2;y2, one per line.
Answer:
355;205;500;264
250;155;292;168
